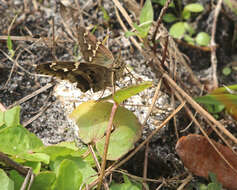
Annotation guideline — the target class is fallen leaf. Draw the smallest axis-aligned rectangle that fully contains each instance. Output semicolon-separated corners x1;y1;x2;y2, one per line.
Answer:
176;134;237;190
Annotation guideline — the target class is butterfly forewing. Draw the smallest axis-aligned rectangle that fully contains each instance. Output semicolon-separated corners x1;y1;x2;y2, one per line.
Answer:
36;61;113;92
78;27;114;68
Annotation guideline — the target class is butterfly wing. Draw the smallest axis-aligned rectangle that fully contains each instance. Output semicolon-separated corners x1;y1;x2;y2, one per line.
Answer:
78;27;114;68
36;61;113;92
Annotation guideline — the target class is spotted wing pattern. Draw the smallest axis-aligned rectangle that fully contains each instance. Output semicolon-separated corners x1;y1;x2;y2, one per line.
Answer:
77;27;114;69
36;61;113;92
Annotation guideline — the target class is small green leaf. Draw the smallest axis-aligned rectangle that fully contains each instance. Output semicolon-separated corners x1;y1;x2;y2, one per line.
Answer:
125;31;137;38
184;23;195;35
7;35;14;57
184;34;195;45
110;174;142;190
182;9;191;20
152;0;175;7
100;6;110;22
133;23;147;38
139;0;154;37
184;3;204;12
163;13;178;23
222;67;232;76
169;22;185;39
140;0;154;24
198;183;208;190
0;106;20;128
195;32;210;46
108;81;153;104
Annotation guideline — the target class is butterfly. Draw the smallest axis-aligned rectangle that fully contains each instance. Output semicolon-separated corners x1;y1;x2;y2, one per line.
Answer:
36;27;124;92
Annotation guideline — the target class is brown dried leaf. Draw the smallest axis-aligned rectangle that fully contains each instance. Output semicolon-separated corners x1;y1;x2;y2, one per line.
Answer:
176;134;237;190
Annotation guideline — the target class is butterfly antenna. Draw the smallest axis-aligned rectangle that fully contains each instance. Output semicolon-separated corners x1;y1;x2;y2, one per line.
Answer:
102;34;109;46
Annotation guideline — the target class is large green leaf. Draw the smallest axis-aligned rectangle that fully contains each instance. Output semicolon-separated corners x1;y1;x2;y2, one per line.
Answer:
70;101;142;160
0;126;48;163
31;171;56;190
52;159;82;190
9;170;24;190
0;169;14;190
52;156;97;184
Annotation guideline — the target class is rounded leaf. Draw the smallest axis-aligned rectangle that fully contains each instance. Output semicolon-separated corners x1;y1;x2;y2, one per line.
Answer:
222;67;232;76
163;13;178;23
169;22;185;39
70;101;142;160
184;3;204;12
195;32;210;46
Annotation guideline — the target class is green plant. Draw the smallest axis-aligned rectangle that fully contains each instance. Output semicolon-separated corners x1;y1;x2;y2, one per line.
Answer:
157;0;210;46
195;84;237;120
125;0;154;39
198;173;222;190
222;66;232;76
0;82;152;190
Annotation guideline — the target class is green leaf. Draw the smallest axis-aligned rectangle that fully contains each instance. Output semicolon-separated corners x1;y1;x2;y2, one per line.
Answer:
222;67;232;76
195;32;210;46
100;6;110;22
169;22;185;39
0;169;14;190
133;23;146;38
52;156;97;184
211;84;237;94
24;161;41;174
9;170;24;190
0;126;47;163
7;35;14;57
182;9;191;20
184;34;195;45
184;23;195;35
204;104;225;114
125;31;137;38
163;13;178;23
31;171;56;190
152;0;175;7
110;175;142;190
52;159;82;190
70;101;142;160
198;183;208;190
224;0;237;15
184;3;204;12
104;81;153;104
0;106;20;128
139;0;154;37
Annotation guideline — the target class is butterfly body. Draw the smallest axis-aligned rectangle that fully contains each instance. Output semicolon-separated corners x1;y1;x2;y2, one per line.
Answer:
36;27;124;92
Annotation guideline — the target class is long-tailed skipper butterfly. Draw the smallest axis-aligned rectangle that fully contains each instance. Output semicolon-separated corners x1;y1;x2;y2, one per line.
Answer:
36;27;124;92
